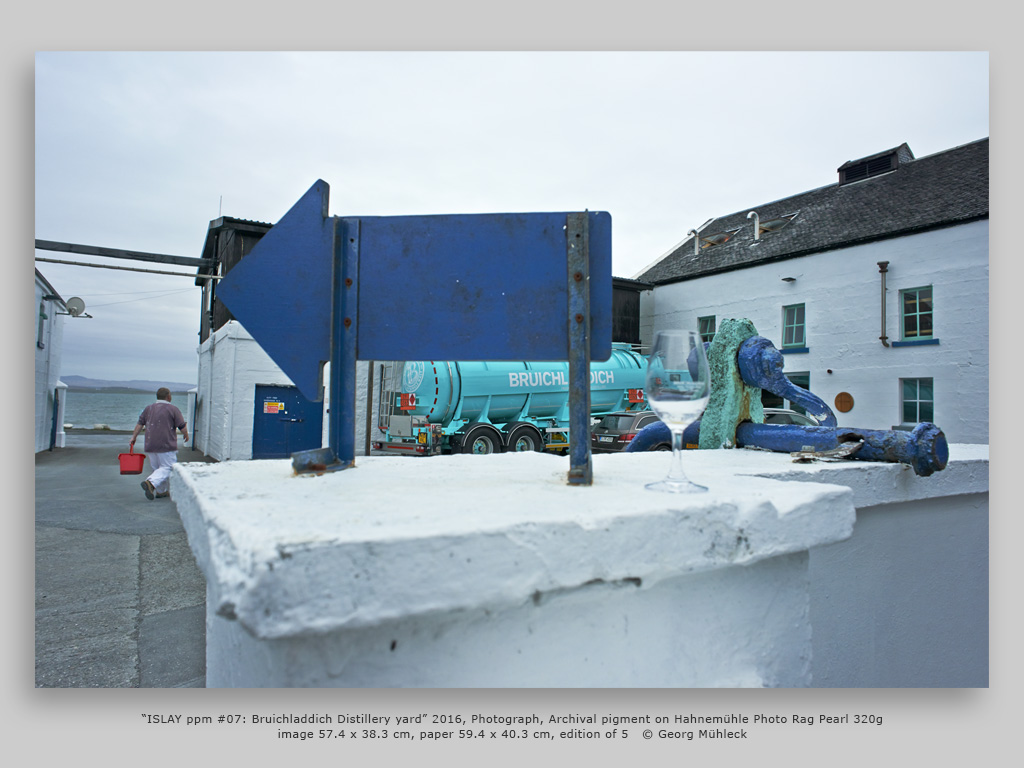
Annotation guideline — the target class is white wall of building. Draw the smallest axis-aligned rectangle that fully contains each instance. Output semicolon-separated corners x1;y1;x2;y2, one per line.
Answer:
34;275;66;453
640;220;989;444
195;320;377;461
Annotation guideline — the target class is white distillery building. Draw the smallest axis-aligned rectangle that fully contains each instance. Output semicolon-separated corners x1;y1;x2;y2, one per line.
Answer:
637;138;989;445
193;320;375;461
34;269;69;453
34;268;70;450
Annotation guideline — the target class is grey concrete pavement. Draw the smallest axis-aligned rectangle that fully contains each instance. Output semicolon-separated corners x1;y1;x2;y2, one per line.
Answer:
35;431;214;687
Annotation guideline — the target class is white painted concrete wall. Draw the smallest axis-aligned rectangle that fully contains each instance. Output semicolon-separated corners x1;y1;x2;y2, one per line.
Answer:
809;491;989;687
204;551;812;688
173;445;988;688
34;275;66;453
195;320;377;461
640;220;989;444
764;448;989;687
53;381;67;448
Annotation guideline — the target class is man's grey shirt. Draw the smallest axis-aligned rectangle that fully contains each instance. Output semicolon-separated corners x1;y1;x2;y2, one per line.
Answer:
138;401;186;453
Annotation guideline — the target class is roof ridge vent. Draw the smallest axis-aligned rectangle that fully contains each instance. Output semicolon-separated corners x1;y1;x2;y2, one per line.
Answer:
838;143;915;186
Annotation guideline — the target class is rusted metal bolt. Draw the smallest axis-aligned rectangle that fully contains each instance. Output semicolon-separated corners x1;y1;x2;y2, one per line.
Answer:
575;313;584;323
345;277;353;287
573;272;583;282
343;317;352;328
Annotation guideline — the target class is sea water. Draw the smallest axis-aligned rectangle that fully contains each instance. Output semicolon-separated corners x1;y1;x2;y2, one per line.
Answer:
62;391;189;431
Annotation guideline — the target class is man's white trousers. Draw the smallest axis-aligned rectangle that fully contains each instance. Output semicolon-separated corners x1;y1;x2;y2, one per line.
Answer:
146;451;178;494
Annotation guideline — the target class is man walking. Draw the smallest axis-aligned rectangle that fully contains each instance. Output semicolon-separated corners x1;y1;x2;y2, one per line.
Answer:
130;387;189;500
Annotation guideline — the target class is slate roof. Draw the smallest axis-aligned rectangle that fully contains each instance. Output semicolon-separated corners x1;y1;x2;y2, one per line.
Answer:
637;137;989;285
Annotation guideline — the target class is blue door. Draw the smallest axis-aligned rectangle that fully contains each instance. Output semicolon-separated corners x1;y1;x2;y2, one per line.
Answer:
252;384;324;459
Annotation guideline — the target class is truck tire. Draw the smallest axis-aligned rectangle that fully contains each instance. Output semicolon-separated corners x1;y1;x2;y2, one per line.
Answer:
458;424;504;455
504;422;544;453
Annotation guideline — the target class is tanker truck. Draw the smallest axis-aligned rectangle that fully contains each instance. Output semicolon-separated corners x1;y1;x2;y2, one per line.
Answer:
374;343;649;456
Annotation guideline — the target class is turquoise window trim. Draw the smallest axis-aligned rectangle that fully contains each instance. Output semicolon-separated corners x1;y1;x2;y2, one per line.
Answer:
780;346;809;354
698;315;716;344
900;285;934;342
782;303;806;349
892;338;940;347
900;377;934;424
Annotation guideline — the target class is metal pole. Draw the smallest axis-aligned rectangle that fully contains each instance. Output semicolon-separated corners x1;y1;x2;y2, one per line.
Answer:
34;257;221;279
291;216;358;475
566;212;593;486
330;217;360;467
878;261;890;347
365;360;375;456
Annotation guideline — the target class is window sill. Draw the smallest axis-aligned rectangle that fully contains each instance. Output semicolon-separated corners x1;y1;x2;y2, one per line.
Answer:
780;346;809;354
892;338;939;347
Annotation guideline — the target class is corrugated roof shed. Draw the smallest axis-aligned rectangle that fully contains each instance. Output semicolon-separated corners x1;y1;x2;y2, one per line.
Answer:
638;137;988;286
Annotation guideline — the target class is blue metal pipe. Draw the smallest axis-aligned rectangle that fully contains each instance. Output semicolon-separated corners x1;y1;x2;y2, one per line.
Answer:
625;419;948;477
736;421;948;477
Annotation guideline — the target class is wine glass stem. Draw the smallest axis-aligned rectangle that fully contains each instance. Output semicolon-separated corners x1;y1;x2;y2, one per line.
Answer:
667;427;690;483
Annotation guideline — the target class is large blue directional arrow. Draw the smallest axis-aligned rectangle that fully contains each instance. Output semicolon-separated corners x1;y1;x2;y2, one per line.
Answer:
217;181;613;398
215;180;613;483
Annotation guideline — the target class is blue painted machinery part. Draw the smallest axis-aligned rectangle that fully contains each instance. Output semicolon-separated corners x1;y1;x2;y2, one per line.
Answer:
629;334;948;477
734;421;948;477
735;336;837;428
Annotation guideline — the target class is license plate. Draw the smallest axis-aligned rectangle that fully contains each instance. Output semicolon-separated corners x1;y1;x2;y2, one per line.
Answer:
598;435;614;442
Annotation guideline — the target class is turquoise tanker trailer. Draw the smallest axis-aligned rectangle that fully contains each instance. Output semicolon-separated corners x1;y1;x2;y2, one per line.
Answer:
374;343;649;455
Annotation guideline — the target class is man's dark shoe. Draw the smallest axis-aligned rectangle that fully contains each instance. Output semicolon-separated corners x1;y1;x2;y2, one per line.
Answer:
155;490;170;499
141;480;155;500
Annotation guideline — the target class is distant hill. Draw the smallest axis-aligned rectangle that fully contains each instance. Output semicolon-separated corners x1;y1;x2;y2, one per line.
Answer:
62;376;196;393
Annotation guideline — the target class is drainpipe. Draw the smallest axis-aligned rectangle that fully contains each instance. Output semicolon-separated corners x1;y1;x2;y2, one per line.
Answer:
688;229;699;256
747;211;760;240
878;261;890;347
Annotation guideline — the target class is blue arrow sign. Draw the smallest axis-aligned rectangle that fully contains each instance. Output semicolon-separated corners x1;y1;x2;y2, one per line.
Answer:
215;180;612;483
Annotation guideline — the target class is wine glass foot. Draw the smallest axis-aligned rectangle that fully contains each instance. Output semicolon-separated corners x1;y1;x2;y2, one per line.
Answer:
645;478;708;493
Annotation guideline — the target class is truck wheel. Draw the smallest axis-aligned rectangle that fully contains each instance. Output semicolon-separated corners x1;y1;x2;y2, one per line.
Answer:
460;424;504;455
504;423;544;452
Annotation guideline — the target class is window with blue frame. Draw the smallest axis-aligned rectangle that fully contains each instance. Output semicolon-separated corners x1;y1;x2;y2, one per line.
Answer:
782;304;805;348
698;315;716;343
901;286;933;340
901;377;934;423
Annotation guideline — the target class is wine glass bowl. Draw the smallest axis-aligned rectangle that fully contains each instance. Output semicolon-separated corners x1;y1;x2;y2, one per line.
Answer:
644;330;711;492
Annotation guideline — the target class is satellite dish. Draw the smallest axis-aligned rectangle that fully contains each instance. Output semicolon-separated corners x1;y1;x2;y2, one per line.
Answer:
66;297;86;317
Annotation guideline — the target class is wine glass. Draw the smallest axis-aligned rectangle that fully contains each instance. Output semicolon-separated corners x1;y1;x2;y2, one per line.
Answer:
644;330;711;493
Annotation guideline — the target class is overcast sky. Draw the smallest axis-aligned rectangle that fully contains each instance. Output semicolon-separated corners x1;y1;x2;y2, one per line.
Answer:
34;51;989;385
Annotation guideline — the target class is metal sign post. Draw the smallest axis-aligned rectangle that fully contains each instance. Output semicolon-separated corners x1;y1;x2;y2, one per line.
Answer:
216;180;612;485
566;212;592;486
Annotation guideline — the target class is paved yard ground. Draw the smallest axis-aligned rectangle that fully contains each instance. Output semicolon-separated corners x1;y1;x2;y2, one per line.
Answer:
35;432;212;687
